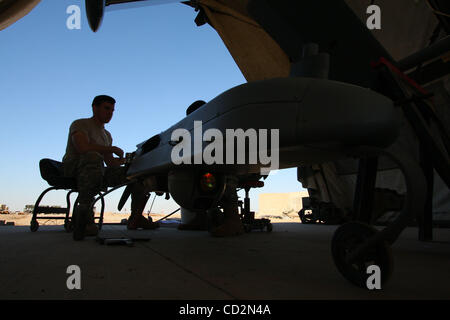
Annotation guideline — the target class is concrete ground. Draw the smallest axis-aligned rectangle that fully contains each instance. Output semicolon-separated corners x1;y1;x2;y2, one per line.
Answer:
0;222;449;300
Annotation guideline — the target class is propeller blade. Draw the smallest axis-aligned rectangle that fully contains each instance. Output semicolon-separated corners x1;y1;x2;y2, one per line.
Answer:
85;0;105;32
86;0;182;32
105;0;181;11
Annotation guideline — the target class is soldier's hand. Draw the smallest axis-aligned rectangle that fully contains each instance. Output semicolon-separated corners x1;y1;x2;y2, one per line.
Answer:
111;146;124;159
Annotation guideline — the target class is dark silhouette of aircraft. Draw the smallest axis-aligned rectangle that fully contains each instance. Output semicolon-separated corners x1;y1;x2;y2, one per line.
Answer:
1;0;449;289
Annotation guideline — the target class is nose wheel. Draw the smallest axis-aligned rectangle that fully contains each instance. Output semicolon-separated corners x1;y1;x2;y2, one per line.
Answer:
331;222;393;288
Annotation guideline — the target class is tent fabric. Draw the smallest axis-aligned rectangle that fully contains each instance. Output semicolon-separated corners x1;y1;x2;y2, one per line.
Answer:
0;0;41;31
197;0;290;82
344;0;439;61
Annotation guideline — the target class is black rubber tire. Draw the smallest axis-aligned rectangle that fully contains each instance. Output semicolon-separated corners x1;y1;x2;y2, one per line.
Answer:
331;221;393;288
30;219;39;232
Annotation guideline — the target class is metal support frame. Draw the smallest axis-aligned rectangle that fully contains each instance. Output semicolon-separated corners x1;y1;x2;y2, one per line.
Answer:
89;180;136;230
345;146;427;263
32;186;70;220
243;187;251;217
236;182;271;232
374;63;450;241
420;143;434;241
238;186;253;220
352;157;378;224
31;186;105;232
397;36;450;72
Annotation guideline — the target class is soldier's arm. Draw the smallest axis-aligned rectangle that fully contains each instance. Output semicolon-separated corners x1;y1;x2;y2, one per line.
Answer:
71;131;123;158
104;152;126;168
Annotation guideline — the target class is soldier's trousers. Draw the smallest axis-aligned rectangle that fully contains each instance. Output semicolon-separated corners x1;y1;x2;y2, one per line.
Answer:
63;152;149;223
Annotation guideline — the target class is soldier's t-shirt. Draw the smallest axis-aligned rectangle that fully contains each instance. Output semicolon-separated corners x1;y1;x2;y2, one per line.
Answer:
63;117;113;163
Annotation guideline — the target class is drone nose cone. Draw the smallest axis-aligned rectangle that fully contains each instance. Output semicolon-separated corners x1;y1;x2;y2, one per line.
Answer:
85;0;105;32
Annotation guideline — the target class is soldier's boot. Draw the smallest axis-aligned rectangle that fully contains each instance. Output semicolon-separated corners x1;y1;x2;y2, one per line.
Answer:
127;184;160;230
73;203;89;241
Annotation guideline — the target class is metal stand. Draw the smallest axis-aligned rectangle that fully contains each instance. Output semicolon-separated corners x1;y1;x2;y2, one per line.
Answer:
30;187;105;233
373;59;450;241
238;182;272;233
89;180;137;230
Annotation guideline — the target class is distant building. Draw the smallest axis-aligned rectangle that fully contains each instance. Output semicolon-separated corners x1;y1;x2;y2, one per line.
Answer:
24;205;35;213
258;191;309;218
0;204;9;213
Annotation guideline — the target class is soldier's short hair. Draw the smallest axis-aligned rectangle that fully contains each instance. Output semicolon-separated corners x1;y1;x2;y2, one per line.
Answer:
92;95;116;107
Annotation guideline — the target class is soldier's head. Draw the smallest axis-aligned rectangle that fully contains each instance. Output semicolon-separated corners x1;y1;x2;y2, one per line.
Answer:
92;95;116;124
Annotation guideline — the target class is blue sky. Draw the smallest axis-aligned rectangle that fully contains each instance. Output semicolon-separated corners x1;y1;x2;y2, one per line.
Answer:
0;0;304;214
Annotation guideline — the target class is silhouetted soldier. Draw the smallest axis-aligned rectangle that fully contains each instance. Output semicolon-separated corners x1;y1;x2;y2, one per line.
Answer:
63;95;158;240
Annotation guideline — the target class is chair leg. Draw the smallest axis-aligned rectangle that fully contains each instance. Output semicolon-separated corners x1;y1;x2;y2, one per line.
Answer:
30;187;58;232
64;190;76;232
99;194;105;230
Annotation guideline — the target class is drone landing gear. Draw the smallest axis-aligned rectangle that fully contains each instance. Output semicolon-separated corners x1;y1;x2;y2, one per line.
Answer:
331;222;393;288
330;147;426;288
